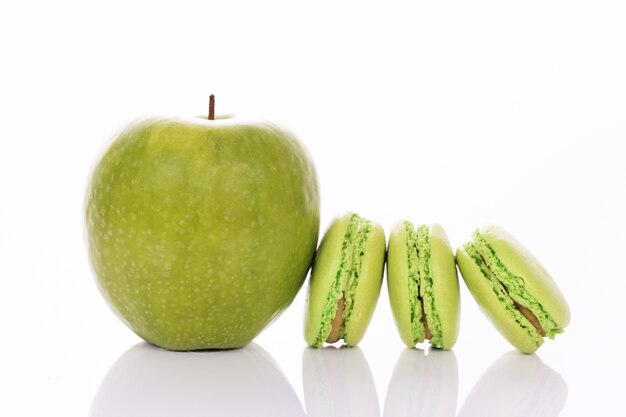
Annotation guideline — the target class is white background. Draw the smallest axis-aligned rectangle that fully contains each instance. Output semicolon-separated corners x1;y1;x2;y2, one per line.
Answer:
1;1;625;415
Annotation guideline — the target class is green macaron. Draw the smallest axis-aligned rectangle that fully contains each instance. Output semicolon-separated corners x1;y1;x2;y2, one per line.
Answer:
456;225;571;354
387;221;460;350
304;212;386;348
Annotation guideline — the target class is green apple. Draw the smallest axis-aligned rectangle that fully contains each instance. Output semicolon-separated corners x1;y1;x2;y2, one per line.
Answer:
85;112;319;350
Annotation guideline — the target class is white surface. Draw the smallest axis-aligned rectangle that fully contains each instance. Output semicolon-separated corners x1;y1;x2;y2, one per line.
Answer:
1;1;624;415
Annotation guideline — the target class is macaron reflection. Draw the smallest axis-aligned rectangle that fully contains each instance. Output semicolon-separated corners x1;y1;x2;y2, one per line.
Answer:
90;342;304;417
384;348;458;417
303;346;380;417
457;351;567;417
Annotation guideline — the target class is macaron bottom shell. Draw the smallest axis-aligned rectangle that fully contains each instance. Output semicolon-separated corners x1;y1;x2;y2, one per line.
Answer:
456;246;544;354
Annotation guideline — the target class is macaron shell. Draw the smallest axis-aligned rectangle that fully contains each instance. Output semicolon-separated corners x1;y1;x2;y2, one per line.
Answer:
477;225;571;328
429;223;460;349
304;215;351;347
343;223;386;346
387;222;417;348
456;246;542;354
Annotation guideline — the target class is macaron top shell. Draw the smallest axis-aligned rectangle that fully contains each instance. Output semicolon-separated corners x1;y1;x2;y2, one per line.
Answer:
429;224;461;349
343;224;386;345
477;225;570;329
304;215;349;347
387;223;416;348
304;213;385;348
387;221;460;349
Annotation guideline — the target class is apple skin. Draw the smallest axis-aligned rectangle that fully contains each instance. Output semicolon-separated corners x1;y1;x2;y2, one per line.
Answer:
85;115;319;350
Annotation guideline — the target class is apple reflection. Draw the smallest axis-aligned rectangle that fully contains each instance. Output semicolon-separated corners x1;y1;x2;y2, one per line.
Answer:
457;351;567;417
303;346;380;417
89;342;305;417
384;348;458;417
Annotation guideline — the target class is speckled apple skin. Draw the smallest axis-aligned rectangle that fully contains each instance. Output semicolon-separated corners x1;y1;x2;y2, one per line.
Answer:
85;116;320;350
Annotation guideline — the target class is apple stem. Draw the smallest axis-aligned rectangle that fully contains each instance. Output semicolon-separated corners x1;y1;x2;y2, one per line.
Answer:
209;94;215;120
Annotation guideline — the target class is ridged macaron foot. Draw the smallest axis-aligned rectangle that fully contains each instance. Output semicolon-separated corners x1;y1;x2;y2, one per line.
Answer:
387;221;460;350
304;212;386;348
456;225;571;354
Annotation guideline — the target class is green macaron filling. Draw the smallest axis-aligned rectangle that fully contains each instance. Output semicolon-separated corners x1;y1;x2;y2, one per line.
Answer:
404;222;443;347
405;222;425;344
313;213;372;347
464;231;563;344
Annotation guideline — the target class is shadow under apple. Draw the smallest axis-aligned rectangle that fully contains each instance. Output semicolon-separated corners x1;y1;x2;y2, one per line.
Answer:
89;342;304;417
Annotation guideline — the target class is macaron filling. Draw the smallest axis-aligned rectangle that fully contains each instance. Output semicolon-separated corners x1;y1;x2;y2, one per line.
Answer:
327;297;345;343
314;214;372;347
463;230;563;345
405;222;443;347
